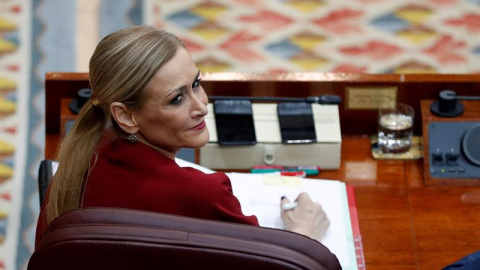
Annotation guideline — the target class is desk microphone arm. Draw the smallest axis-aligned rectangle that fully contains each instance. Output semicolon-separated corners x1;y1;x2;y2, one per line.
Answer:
453;96;480;101
442;90;480;101
430;90;480;117
208;95;342;105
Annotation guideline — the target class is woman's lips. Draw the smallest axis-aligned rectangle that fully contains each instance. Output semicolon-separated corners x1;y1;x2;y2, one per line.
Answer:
191;120;206;131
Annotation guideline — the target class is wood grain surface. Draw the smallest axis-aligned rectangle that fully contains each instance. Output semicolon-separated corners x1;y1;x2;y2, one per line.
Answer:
45;73;480;270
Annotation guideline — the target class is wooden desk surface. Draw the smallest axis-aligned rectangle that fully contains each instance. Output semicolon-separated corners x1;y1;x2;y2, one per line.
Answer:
327;136;480;270
44;73;480;270
45;132;480;270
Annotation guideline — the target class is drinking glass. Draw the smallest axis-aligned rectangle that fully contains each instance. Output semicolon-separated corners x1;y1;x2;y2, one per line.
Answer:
378;103;415;153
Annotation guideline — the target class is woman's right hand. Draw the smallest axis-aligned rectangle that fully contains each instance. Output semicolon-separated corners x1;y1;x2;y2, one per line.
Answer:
280;192;330;241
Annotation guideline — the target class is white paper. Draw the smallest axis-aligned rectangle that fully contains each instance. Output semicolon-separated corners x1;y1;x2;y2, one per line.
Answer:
227;172;357;270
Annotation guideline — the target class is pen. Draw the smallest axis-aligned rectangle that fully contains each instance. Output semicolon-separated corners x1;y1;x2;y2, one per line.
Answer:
251;165;320;176
250;169;307;177
254;165;321;170
282;202;298;211
250;168;281;174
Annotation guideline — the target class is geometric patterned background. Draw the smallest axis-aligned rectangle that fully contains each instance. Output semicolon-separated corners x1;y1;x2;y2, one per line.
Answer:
151;0;480;74
0;1;27;269
0;0;479;269
1;1;142;269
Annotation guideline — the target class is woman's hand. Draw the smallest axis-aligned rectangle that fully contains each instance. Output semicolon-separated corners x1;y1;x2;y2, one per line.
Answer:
280;192;330;241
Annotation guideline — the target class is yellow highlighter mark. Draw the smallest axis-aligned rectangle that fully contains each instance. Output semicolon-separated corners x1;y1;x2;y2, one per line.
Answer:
263;174;302;187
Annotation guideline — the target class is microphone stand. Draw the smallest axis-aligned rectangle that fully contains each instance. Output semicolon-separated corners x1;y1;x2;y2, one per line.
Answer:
430;90;480;117
208;95;342;105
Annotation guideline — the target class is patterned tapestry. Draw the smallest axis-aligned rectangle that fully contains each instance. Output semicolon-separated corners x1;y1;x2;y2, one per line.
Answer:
0;0;479;269
148;0;480;74
0;1;26;269
0;1;142;269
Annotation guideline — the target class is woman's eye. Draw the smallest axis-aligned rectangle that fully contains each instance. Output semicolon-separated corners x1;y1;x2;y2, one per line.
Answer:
171;95;183;105
192;79;202;89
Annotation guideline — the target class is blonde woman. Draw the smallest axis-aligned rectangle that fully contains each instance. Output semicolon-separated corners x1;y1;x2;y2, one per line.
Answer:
35;25;329;247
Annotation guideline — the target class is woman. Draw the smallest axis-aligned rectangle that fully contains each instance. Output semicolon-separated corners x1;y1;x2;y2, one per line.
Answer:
35;25;329;247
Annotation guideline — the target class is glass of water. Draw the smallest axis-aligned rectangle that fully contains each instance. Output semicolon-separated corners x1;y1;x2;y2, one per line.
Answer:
378;103;415;153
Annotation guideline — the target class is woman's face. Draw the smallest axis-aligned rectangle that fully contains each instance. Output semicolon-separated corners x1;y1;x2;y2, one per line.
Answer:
133;47;209;158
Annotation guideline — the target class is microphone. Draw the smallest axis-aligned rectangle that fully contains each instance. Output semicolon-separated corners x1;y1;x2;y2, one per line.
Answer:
430;90;480;117
208;95;342;105
441;90;480;101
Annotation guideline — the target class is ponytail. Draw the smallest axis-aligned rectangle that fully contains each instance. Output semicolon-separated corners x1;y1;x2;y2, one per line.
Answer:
44;101;106;225
43;25;184;226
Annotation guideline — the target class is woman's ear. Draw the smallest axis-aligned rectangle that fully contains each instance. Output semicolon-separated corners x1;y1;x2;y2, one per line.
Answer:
110;102;139;134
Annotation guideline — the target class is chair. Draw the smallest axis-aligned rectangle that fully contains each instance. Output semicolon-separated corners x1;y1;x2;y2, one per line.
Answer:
37;159;56;206
30;161;342;270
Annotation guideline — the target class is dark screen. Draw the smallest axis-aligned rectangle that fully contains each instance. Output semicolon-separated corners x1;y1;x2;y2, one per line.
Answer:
214;100;256;146
277;102;317;144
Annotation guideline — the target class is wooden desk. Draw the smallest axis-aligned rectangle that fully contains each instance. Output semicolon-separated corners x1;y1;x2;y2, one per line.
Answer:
45;72;480;270
323;137;480;270
45;133;480;269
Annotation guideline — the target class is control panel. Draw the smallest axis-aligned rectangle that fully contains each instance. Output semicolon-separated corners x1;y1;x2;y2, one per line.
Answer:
429;121;480;179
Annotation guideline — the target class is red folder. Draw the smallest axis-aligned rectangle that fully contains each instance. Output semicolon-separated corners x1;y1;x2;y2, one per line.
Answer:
347;185;366;270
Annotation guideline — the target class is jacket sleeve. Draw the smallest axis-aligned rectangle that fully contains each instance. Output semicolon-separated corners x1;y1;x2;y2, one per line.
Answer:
194;172;259;226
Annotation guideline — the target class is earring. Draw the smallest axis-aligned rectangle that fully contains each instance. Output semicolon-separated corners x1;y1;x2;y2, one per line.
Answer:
127;134;138;143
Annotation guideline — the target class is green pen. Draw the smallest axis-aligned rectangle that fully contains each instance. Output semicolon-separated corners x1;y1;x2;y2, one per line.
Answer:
250;169;281;174
250;167;319;176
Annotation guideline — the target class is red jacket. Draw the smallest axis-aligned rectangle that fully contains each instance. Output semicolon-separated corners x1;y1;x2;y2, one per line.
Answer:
35;137;258;248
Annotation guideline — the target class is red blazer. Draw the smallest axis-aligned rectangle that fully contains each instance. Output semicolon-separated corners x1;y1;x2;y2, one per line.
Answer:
36;138;258;248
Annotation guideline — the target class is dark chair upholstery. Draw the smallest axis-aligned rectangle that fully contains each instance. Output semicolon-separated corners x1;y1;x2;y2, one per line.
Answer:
31;161;342;270
29;208;341;270
37;159;55;206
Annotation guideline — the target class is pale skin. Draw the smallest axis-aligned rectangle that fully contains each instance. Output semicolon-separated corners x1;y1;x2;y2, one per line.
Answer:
110;47;209;160
281;192;330;241
110;46;330;240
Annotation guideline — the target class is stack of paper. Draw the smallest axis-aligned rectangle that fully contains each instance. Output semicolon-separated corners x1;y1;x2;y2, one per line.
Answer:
50;158;362;269
227;173;359;270
175;158;364;269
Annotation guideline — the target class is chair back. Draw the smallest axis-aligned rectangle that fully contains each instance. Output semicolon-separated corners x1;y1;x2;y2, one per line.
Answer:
37;159;56;206
29;207;341;270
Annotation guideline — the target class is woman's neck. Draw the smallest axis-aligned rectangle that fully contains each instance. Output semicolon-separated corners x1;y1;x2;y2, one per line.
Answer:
136;137;178;160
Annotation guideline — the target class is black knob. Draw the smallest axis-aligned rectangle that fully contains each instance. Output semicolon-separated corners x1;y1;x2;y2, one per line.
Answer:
439;90;457;112
69;88;93;114
430;90;464;117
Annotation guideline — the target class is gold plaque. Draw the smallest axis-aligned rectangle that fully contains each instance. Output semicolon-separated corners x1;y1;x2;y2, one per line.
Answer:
346;86;397;109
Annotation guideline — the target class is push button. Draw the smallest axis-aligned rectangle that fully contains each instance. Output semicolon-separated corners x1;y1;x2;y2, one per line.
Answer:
445;153;459;166
432;153;444;166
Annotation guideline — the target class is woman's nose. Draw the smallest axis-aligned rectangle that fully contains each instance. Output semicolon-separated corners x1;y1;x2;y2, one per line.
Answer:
191;88;208;117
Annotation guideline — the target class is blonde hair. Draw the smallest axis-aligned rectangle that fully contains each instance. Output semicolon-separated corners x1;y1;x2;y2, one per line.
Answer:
45;25;184;225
